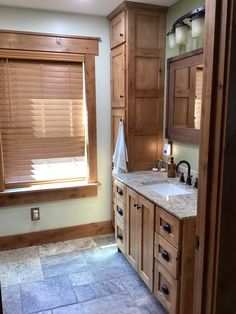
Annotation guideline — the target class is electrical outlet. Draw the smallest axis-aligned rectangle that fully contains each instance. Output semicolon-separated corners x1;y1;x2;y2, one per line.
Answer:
31;207;40;221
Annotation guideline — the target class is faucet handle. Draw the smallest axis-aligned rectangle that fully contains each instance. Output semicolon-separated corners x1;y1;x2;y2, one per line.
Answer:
186;175;192;186
179;172;185;183
193;177;198;189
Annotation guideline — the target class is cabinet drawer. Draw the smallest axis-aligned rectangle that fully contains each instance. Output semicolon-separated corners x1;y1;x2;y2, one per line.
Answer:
115;216;126;254
110;11;126;48
114;179;127;204
115;198;126;224
155;233;179;279
156;206;181;249
154;260;179;314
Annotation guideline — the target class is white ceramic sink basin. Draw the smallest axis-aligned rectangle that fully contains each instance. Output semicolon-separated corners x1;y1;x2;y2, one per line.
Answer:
143;181;193;197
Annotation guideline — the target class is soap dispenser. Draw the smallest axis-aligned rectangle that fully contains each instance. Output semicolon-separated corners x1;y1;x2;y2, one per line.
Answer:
167;157;176;178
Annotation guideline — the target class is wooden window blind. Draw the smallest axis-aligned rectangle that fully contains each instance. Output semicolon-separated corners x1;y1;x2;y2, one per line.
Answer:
0;58;87;186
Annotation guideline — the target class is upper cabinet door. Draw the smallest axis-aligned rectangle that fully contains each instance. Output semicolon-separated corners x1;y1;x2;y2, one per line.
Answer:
110;11;126;49
166;49;203;144
111;45;125;108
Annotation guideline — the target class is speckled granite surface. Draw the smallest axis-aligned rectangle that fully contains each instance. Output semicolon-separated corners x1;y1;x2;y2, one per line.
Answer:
113;171;197;220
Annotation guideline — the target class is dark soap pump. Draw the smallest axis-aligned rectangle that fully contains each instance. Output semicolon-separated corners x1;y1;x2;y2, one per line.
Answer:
167;157;176;178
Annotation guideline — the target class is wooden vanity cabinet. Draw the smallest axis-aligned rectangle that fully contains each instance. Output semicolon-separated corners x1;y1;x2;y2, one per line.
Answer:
126;187;155;291
154;206;196;314
108;2;167;169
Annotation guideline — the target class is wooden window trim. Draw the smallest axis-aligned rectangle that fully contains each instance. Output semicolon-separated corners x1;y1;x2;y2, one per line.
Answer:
0;30;99;205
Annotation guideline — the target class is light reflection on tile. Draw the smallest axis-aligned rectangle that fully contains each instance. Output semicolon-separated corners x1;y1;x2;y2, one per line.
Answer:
38;237;97;257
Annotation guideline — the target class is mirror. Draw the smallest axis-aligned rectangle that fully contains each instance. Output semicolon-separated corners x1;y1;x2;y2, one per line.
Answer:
166;48;203;144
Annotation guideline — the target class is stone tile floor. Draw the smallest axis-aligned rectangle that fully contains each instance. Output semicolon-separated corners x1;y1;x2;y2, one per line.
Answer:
0;234;167;314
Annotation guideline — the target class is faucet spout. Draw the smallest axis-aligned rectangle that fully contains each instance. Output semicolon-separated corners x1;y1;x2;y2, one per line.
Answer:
176;160;192;185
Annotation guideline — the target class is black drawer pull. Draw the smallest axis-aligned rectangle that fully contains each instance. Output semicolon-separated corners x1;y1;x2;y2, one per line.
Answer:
161;284;169;295
161;250;169;261
117;206;123;216
117;233;123;241
120;33;124;37
163;223;171;233
117;187;123;196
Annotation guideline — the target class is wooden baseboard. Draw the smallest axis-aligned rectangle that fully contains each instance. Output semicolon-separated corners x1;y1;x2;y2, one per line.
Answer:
0;220;113;251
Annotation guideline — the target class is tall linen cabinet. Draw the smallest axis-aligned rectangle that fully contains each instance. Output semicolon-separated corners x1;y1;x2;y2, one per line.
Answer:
108;2;167;171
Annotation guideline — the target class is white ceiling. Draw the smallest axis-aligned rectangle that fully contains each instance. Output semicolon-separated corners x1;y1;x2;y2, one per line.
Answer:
0;0;178;16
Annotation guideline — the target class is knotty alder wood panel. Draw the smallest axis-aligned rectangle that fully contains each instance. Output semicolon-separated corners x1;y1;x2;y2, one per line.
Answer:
137;194;155;291
126;187;155;291
166;49;203;144
0;220;113;251
111;45;125;108
127;9;166;171
110;11;126;49
0;30;99;55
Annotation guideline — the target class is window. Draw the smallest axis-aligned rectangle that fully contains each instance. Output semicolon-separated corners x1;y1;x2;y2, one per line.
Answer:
1;59;87;187
0;30;99;205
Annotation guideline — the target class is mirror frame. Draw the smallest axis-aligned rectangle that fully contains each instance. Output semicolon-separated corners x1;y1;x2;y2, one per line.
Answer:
166;48;204;144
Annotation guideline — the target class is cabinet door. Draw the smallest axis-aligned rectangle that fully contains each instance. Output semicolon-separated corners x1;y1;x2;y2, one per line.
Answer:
110;11;126;49
111;45;125;108
112;109;125;154
126;188;139;270
138;194;155;291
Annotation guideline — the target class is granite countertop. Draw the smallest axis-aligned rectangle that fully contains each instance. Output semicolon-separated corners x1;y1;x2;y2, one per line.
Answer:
113;171;197;220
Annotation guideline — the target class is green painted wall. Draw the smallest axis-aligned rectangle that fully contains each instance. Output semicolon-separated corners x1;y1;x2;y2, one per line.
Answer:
164;0;205;171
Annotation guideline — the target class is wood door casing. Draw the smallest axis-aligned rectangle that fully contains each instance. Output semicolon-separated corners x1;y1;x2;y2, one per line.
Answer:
111;45;125;108
138;194;155;291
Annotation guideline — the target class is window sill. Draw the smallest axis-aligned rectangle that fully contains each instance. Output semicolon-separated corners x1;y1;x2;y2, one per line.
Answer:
0;181;99;207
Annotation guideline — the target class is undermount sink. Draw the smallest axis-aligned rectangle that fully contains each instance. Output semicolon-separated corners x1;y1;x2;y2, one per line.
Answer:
142;181;193;197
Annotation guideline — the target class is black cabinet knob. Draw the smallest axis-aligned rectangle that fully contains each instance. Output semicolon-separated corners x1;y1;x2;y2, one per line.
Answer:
117;233;123;241
120;33;124;37
117;206;123;216
163;223;171;233
134;203;138;208
161;284;169;295
161;250;169;261
117;187;123;196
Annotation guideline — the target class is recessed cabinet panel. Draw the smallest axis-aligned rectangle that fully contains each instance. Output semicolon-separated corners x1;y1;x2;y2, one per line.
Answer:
166;48;203;144
156;206;181;249
127;188;155;291
110;11;126;49
136;14;160;50
135;57;160;90
154;260;179;314
111;45;125;108
138;195;155;291
135;98;160;132
155;233;179;279
132;135;159;170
